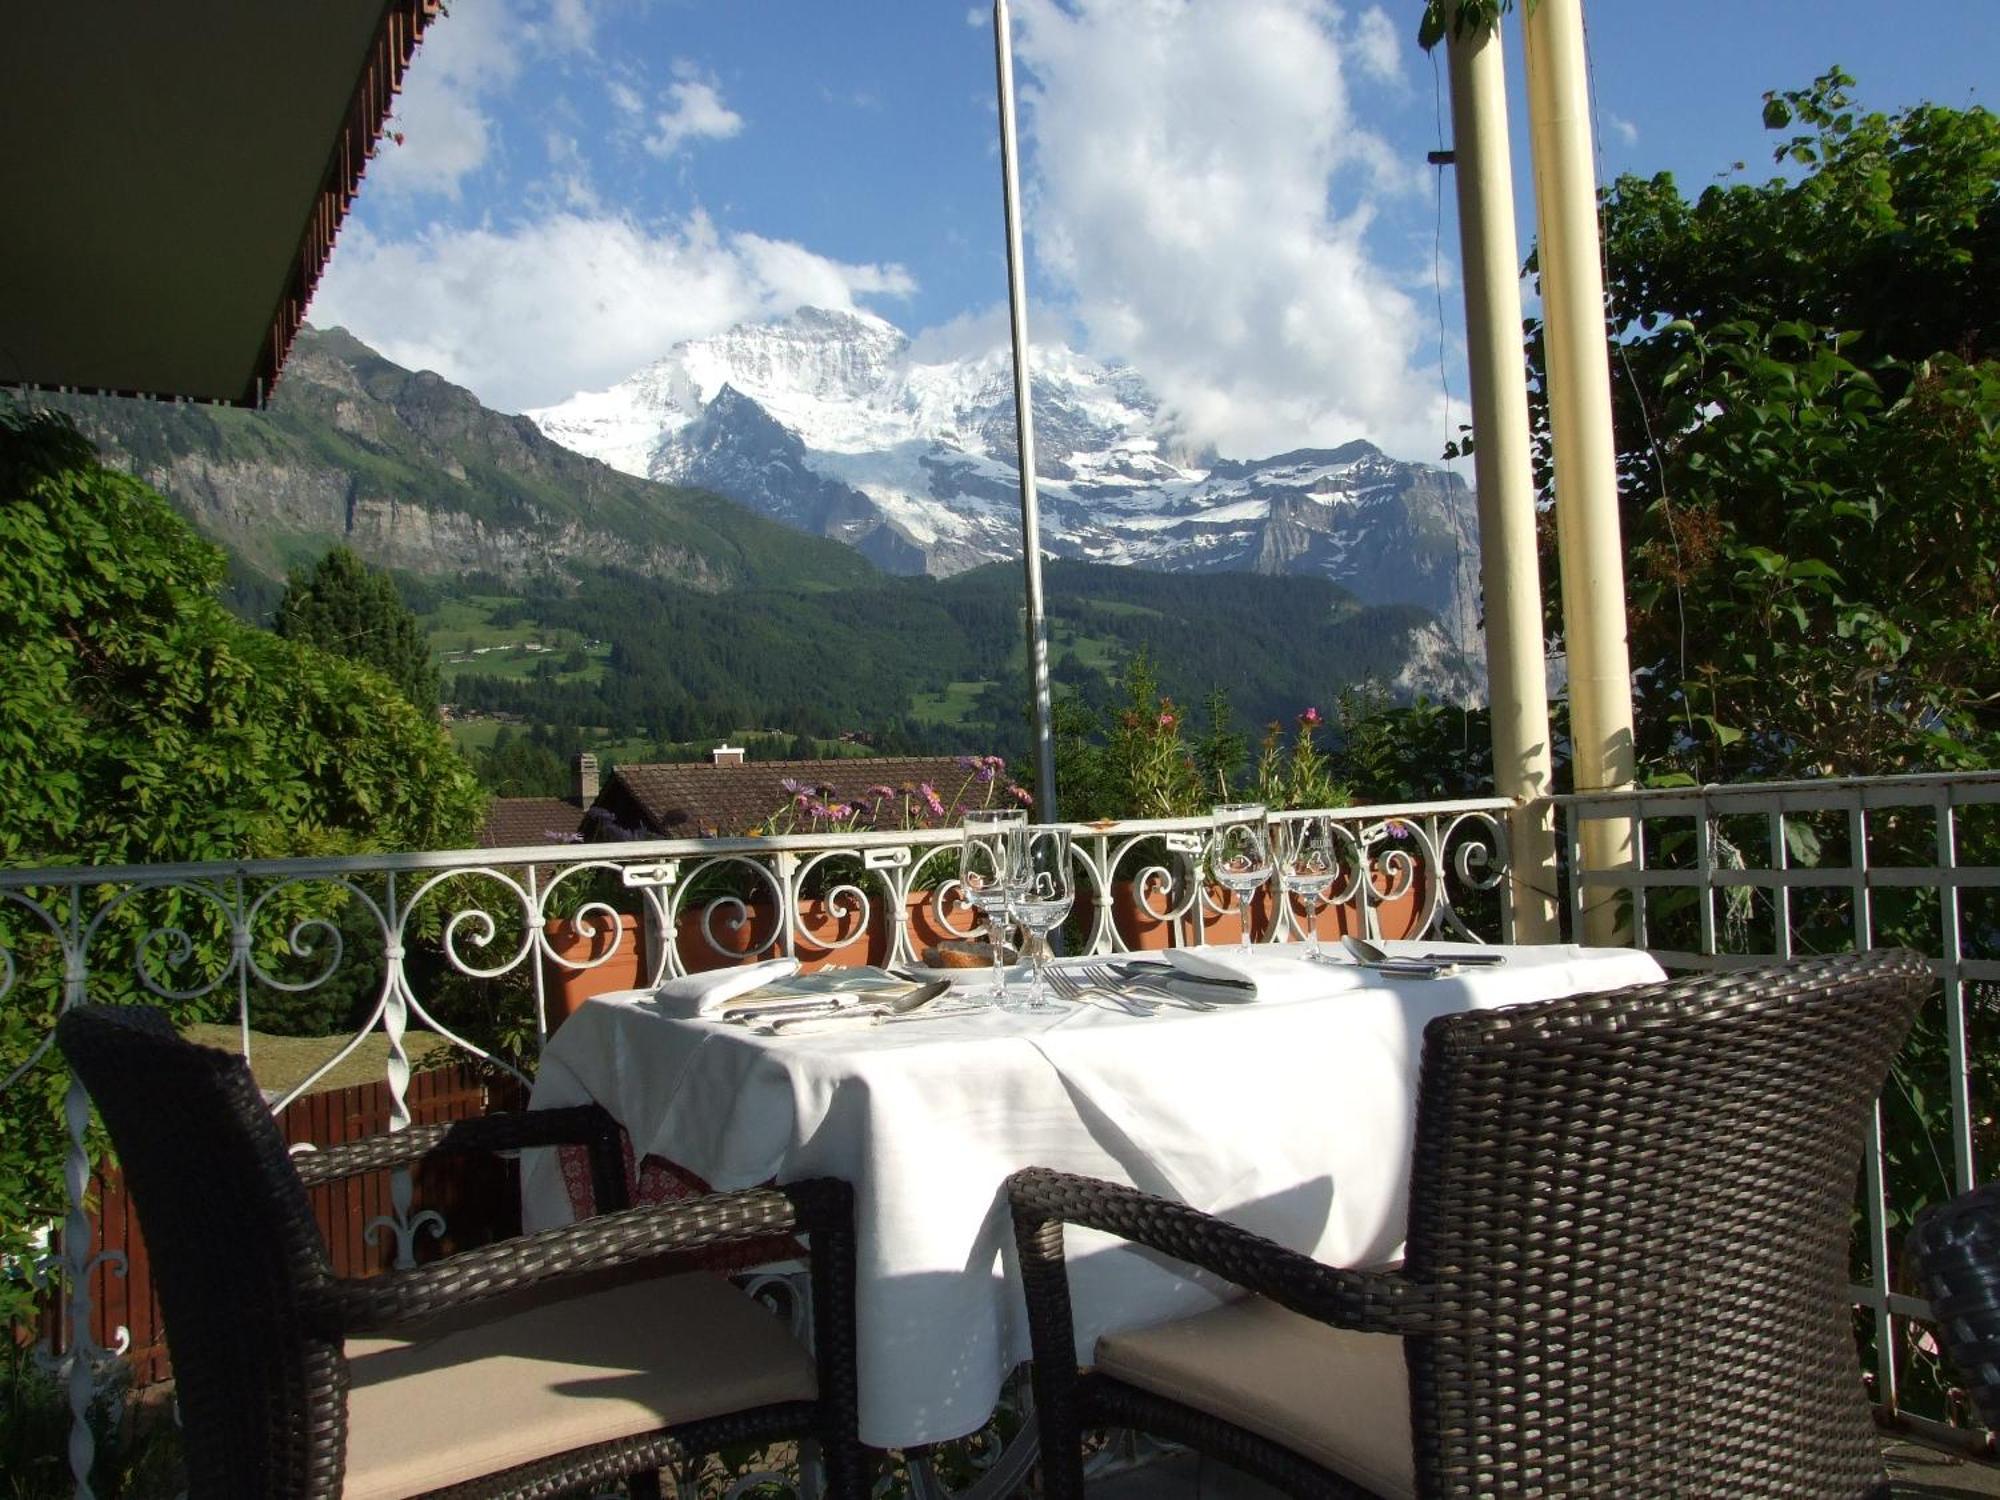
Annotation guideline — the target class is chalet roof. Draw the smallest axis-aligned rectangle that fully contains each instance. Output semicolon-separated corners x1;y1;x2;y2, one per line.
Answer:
603;758;1003;840
0;0;436;406
477;797;586;851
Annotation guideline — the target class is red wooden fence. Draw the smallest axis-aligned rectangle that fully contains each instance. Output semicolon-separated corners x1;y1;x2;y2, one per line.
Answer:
45;1064;523;1387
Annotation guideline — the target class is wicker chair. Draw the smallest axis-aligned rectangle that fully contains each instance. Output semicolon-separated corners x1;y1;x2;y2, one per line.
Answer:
1909;1181;2000;1432
57;1004;865;1499
1008;948;1933;1498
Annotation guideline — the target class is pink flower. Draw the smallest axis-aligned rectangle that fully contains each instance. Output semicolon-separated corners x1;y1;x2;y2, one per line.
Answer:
1158;712;1176;729
919;782;945;817
865;784;895;802
1299;706;1322;727
828;802;853;821
1008;784;1034;806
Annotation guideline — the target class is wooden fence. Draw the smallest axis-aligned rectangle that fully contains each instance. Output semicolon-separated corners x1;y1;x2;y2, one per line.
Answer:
45;1063;522;1387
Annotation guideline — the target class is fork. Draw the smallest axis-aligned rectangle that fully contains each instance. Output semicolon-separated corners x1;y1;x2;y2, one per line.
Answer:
1046;966;1155;1016
1082;962;1217;1011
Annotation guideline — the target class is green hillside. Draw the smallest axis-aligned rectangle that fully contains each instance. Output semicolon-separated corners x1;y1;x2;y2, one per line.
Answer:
436;560;1448;764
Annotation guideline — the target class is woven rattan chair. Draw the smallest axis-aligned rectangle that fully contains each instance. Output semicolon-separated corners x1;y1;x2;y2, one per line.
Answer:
1009;948;1933;1498
1910;1181;2000;1431
57;1004;865;1499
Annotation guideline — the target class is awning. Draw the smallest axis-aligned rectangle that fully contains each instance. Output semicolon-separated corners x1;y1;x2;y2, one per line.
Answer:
0;0;434;407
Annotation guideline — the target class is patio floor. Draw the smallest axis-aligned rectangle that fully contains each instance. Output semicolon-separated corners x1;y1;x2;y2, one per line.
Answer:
1088;1434;2000;1497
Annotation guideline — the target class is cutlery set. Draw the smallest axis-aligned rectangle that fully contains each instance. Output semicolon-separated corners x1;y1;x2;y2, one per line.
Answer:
710;941;1508;1031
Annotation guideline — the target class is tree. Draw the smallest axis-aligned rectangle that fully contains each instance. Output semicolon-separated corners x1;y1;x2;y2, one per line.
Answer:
0;404;486;1324
276;545;439;714
1529;71;2000;781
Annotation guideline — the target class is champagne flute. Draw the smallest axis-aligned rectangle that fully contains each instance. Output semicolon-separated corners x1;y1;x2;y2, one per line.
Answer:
960;808;1026;1004
1009;826;1074;1013
1273;814;1338;960
1207;803;1273;955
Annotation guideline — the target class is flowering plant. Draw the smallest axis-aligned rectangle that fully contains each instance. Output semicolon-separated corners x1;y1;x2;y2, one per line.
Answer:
753;756;1032;837
1253;706;1350;811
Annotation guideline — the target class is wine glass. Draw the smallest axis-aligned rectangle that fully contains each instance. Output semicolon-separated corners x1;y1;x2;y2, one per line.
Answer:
960;809;1026;1004
1273;814;1338;960
1008;826;1074;1013
1206;803;1273;955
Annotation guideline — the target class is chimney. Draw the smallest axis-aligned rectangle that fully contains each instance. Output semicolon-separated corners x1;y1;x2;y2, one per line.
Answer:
711;743;745;767
572;752;600;804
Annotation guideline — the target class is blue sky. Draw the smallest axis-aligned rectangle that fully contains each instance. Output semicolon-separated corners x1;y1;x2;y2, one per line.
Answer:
310;0;1992;464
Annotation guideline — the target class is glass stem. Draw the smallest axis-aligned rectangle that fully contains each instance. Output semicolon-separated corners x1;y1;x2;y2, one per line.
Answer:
989;909;1006;1001
1029;936;1046;1007
1240;886;1253;954
1302;896;1320;959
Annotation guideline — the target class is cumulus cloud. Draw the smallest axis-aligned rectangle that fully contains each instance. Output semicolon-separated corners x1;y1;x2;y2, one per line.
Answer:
1011;0;1442;459
644;75;746;158
1607;113;1640;146
309;213;915;412
371;0;594;199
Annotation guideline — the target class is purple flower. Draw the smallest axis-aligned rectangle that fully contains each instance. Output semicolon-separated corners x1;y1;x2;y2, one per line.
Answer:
1385;819;1412;840
975;762;996;783
779;776;802;795
865;783;895;802
919;781;945;818
1008;783;1034;806
957;754;977;770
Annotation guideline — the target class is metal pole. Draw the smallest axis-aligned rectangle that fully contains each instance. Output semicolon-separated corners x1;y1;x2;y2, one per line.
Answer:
1521;0;1636;944
1445;11;1559;943
993;0;1060;819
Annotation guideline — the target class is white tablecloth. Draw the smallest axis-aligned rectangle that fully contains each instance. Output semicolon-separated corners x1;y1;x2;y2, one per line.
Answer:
522;941;1664;1448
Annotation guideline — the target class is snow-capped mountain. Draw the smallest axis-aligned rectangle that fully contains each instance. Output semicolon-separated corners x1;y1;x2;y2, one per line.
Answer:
529;307;1483;663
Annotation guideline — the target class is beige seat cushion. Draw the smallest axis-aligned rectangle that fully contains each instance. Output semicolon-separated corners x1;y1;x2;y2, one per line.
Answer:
341;1271;817;1500
1095;1295;1415;1499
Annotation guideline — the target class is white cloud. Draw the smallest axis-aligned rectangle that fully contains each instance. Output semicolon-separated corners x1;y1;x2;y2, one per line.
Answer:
1009;0;1443;460
644;76;746;158
1608;112;1640;146
308;212;915;412
1350;6;1405;86
606;79;644;118
372;0;594;199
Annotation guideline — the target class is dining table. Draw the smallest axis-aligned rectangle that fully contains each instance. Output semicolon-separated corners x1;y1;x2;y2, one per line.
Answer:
520;939;1666;1452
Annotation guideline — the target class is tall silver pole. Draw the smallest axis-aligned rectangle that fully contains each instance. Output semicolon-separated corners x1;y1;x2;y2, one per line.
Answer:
993;0;1060;819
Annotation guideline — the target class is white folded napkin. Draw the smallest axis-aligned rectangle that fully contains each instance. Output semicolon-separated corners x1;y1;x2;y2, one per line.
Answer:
650;957;802;1018
1155;945;1360;1003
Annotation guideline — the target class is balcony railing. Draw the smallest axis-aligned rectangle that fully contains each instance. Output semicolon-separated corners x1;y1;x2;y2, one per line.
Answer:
9;774;1999;1487
1557;769;2000;1441
0;796;1511;1495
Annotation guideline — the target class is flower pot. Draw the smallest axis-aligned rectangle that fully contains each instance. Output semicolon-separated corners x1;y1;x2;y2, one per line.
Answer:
542;913;649;1030
1110;877;1276;949
674;892;886;973
1282;859;1432;944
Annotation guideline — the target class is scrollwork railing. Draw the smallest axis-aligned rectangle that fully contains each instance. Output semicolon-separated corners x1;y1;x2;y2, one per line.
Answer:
0;796;1510;1498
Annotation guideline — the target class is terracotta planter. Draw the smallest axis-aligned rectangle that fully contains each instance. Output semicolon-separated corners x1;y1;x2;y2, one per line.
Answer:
542;913;649;1030
1281;860;1432;944
674;892;888;973
902;884;983;959
1109;877;1277;949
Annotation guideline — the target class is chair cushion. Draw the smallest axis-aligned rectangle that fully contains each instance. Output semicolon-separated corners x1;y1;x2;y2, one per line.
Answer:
1095;1294;1415;1500
341;1271;817;1500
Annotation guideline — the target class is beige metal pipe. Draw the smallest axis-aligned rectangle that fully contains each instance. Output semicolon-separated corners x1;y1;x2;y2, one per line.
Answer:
1521;0;1635;943
1446;16;1558;944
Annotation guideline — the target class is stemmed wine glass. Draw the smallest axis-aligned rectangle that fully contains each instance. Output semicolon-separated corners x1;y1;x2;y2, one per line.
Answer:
1008;826;1074;1013
1273;814;1338;960
960;809;1027;1004
1207;803;1274;956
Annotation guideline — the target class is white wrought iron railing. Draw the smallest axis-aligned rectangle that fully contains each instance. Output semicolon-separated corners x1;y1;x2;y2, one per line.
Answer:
0;797;1511;1498
1557;770;2000;1442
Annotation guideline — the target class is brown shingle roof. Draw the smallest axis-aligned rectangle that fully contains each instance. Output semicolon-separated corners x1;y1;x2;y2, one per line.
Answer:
602;758;1016;839
477;797;586;850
